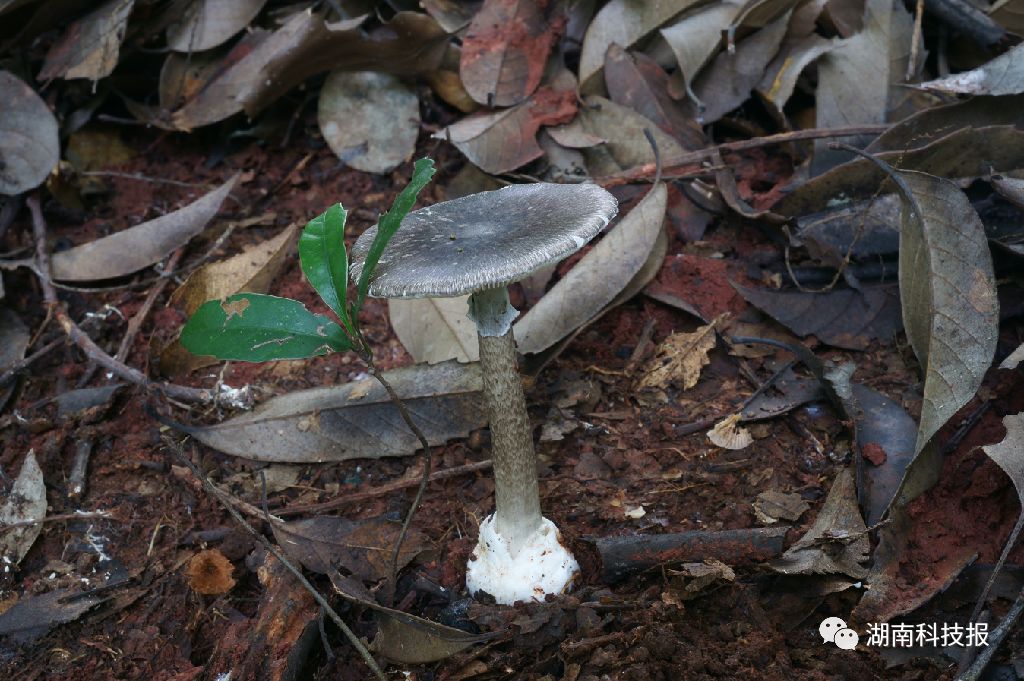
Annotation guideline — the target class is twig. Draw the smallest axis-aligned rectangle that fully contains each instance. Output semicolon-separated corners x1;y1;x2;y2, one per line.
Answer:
273;459;493;517
957;588;1024;681
599;125;891;186
115;247;184;363
26;195;217;405
0;511;112;531
0;336;64;389
908;0;926;81
80;171;217;190
68;439;93;500
352;337;435;603
165;437;387;681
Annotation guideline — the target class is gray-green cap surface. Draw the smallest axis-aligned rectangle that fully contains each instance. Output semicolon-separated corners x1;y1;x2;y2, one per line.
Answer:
349;183;618;298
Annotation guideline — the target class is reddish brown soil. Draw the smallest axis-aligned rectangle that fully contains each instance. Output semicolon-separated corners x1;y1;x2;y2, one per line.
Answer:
1;120;1020;681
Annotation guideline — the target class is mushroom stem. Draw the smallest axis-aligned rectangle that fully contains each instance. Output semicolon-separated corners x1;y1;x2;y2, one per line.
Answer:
470;287;542;557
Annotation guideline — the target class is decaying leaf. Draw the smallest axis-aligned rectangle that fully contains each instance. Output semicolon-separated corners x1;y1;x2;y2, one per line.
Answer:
757;34;839;114
390;295;479;364
734;283;902;350
273;515;425;583
707;413;753;450
436;85;577;174
170;11;448;130
779;125;1024;216
515;183;667;354
812;0;914;173
754;490;810;524
0;587;105;644
171;223;298;317
691;9;791;124
740;364;823;421
576;96;687;175
917;43;1024;96
186;549;236;595
771;468;869;578
318;71;420;174
664;559;736;601
371;606;487;664
895;171;999;476
166;0;268;52
794;194;900;266
0;451;46;566
0;307;29;411
49;174;238;281
660;0;744;96
38;0;134;81
175;361;486;462
460;0;561;106
603;45;704;150
579;0;702;88
0;71;60;195
637;316;721;392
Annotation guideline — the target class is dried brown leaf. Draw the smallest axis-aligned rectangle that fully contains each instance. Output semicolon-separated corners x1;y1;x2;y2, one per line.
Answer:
38;0;133;81
176;361;486;462
49;174;238;281
460;0;561;106
515;183;667;354
637;316;720;391
917;43;1024;96
0;451;45;566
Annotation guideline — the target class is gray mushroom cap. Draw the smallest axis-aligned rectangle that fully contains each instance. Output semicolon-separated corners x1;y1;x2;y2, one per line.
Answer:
349;183;618;298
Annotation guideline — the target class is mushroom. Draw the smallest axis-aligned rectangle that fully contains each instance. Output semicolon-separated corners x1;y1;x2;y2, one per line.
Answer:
349;182;618;604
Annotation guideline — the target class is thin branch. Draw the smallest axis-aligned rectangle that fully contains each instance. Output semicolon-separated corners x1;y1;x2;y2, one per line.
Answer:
599;124;891;187
26;195;218;405
165;438;387;681
274;459;493;517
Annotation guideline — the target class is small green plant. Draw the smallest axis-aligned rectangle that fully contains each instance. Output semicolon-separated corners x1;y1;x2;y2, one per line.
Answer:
180;158;436;598
181;158;435;360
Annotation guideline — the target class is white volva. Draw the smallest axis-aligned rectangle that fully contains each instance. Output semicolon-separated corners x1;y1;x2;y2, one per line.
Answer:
466;515;579;604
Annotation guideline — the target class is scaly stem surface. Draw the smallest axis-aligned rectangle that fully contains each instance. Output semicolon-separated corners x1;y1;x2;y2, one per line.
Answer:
473;287;542;556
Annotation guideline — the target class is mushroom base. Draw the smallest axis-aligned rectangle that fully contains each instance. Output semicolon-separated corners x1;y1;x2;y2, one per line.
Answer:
465;515;579;605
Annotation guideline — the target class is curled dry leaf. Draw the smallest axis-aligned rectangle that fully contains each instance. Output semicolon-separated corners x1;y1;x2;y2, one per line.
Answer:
0;587;105;644
757;34;839;115
318;71;420;174
917;43;1024;96
576;96;687;175
166;0;268;52
603;45;705;149
691;9;791;124
436;85;577;174
49;174;238;281
38;0;133;81
983;413;1024;506
515;183;667;354
660;1;744;97
636;316;721;392
460;0;562;106
771;468;869;578
707;413;753;450
170;11;447;130
0;451;45;566
812;0;914;173
389;295;479;364
186;549;236;595
579;0;703;89
0;71;59;196
174;361;486;462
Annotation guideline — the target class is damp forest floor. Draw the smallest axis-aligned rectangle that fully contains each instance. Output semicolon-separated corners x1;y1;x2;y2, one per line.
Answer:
1;125;1023;681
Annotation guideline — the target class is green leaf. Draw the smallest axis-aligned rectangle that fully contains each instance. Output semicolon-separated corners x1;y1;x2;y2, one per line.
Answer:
355;158;436;312
181;293;350;362
299;203;352;332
